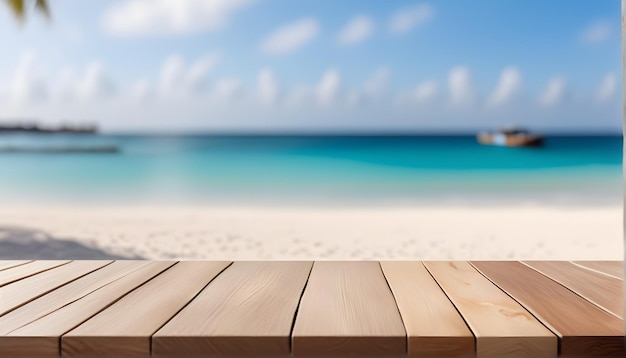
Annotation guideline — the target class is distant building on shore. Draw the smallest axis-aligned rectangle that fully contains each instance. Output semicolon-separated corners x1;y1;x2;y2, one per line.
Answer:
0;121;98;134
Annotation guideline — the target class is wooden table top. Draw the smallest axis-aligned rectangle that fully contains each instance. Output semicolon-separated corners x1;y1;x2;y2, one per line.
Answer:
0;260;623;356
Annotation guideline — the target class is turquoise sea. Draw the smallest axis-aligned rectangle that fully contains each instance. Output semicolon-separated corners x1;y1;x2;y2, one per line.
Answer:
0;135;621;206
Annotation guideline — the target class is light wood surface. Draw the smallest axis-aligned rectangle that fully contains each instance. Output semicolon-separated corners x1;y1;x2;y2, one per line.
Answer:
425;261;556;357
0;260;622;357
2;261;174;357
291;261;406;356
572;261;623;279
524;261;623;319
0;260;149;335
380;261;474;356
154;261;312;356
0;260;109;317
0;261;32;272
0;260;69;287
63;261;231;356
471;261;626;356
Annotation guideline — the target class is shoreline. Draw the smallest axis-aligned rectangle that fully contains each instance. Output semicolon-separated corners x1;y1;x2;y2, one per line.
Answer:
0;204;621;261
0;189;622;210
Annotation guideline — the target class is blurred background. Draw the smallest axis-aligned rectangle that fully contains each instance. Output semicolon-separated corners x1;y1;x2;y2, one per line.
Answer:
0;0;621;261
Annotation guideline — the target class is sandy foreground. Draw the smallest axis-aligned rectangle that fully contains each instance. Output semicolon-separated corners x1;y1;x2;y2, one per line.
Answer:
0;205;621;260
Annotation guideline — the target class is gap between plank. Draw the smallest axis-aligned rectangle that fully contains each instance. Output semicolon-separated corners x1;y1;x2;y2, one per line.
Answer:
0;260;73;289
7;260;153;334
377;261;409;355
288;261;315;354
0;261;110;319
148;261;235;355
468;261;563;355
0;260;33;272
56;261;180;353
520;261;623;320
421;261;477;353
569;261;622;280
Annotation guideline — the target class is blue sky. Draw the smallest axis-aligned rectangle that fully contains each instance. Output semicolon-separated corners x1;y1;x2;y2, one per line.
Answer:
0;0;621;133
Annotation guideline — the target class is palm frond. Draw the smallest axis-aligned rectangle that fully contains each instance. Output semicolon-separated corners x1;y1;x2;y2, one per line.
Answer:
35;0;49;18
6;0;25;21
5;0;50;22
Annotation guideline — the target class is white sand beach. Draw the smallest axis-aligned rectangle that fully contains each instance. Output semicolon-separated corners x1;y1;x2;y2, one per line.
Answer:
0;204;621;260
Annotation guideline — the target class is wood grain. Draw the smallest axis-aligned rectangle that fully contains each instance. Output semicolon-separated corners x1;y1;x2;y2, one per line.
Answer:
1;260;623;357
0;260;109;317
153;261;312;356
0;260;149;335
380;261;474;356
63;261;230;356
524;261;623;319
472;261;626;356
424;261;556;357
2;261;174;357
0;260;69;287
572;261;623;279
291;261;406;356
0;261;32;272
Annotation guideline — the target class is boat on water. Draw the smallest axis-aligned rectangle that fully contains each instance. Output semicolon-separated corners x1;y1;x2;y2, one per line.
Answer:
477;128;543;147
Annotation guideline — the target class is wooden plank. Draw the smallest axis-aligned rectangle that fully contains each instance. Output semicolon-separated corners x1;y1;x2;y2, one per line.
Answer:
0;261;32;272
2;261;175;357
0;260;110;317
291;261;406;356
472;261;625;356
524;261;623;319
153;261;312;356
424;261;556;357
0;260;69;287
63;261;231;356
572;261;623;279
381;261;474;356
0;261;150;335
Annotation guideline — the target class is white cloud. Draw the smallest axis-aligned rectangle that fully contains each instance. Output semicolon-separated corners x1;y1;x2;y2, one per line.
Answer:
130;80;153;103
285;86;313;108
389;4;433;35
539;77;566;107
595;73;617;104
486;67;522;107
346;91;362;107
414;81;438;103
337;15;374;46
158;55;185;95
396;80;438;106
11;51;47;103
581;21;612;44
258;68;279;105
448;66;475;106
55;68;78;101
76;62;116;101
158;53;219;98
214;78;243;102
316;69;341;106
46;62;114;102
338;67;391;107
187;55;218;92
363;67;390;100
102;0;254;36
261;18;319;55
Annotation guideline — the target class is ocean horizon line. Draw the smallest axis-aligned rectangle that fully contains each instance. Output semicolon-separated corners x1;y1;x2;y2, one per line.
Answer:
94;130;624;137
